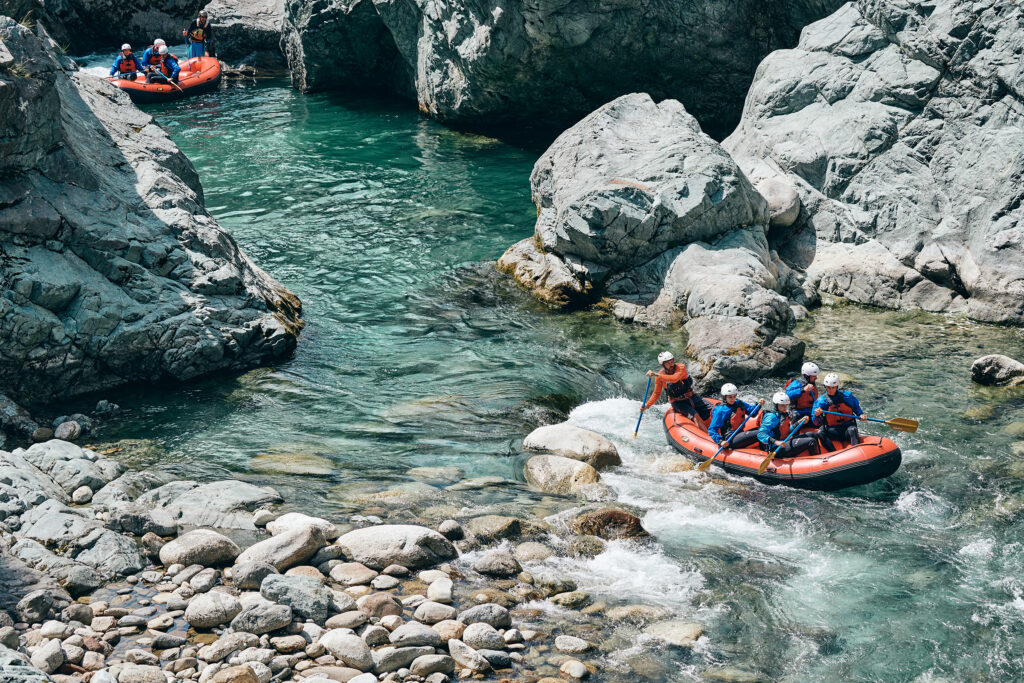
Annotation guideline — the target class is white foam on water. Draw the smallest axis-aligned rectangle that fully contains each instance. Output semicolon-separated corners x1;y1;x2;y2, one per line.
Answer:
959;538;995;559
79;65;113;79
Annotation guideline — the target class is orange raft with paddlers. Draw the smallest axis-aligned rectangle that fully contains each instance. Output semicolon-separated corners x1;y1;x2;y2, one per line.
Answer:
107;56;221;104
663;400;902;491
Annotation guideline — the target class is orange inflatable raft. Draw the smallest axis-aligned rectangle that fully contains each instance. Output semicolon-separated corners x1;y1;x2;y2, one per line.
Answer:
663;402;902;491
107;56;221;104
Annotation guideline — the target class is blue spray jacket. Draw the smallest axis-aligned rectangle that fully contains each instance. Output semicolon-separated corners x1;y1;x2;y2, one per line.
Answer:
708;400;757;444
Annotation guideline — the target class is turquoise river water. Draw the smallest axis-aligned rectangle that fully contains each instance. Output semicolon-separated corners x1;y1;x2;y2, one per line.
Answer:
75;72;1024;682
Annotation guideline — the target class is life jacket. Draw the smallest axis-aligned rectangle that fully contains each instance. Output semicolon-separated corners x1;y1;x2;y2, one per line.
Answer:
791;377;818;411
663;365;693;402
824;393;856;427
724;402;750;431
118;54;139;73
156;54;179;76
758;410;791;441
188;22;207;42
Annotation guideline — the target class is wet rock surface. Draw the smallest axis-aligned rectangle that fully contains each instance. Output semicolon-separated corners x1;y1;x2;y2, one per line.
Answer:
0;20;302;429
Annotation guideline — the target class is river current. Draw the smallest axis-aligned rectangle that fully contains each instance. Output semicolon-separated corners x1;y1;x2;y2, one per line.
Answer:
75;70;1024;681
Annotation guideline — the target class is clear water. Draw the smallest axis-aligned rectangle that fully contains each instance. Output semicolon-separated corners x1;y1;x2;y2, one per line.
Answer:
73;73;1024;681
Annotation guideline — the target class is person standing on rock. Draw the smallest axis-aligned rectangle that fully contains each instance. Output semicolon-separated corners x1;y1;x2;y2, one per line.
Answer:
708;383;764;448
641;351;712;430
785;362;820;420
758;392;819;458
813;373;866;451
183;10;213;60
109;44;142;80
145;46;180;84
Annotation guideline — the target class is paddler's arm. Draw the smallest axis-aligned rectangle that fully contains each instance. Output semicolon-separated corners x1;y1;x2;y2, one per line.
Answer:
641;373;664;412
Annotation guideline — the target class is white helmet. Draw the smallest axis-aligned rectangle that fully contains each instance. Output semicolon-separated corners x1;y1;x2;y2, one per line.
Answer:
772;391;790;405
801;362;819;377
154;38;166;46
158;45;169;55
657;351;674;364
121;43;131;51
823;373;840;387
720;383;738;396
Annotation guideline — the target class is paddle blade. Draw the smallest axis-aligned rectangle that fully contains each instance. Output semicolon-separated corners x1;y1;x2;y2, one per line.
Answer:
757;453;774;475
697;456;715;472
885;417;919;433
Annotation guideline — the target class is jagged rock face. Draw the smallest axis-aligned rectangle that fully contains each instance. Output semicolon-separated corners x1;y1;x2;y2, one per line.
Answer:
15;0;204;53
498;93;804;387
0;20;302;412
203;0;286;69
724;0;1024;324
281;0;411;95
280;0;843;137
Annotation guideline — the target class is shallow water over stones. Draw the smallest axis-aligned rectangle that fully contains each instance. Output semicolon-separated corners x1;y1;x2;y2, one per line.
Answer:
58;75;1024;680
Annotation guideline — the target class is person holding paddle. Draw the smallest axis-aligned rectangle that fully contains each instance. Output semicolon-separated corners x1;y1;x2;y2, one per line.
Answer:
708;383;763;449
641;351;711;430
145;45;181;84
757;392;819;457
813;372;865;451
785;362;820;420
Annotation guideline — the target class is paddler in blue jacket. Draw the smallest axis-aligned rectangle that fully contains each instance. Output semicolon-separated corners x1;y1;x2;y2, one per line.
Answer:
109;44;142;80
139;39;166;70
758;391;819;458
813;372;866;451
785;361;820;420
708;383;763;449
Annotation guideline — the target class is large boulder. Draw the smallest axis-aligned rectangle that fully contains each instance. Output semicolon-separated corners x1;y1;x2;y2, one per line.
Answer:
136;480;282;530
971;355;1024;387
281;0;410;94
0;20;302;410
724;0;1024;325
235;525;326;570
159;529;241;567
184;591;243;629
569;508;649;541
523;455;602;497
334;525;457;570
498;94;804;388
522;423;620;470
260;574;334;623
202;0;286;68
283;0;844;138
18;441;122;494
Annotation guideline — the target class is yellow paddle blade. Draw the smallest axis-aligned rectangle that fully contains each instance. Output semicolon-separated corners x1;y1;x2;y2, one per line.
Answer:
885;417;918;433
757;453;774;475
696;456;715;472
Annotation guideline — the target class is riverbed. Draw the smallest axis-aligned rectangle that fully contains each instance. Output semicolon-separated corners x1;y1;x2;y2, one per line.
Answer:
74;72;1024;681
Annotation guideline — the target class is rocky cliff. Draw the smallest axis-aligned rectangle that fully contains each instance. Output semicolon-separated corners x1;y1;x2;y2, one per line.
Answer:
498;94;804;388
0;20;303;432
203;0;287;69
724;0;1024;323
281;0;845;138
10;0;204;53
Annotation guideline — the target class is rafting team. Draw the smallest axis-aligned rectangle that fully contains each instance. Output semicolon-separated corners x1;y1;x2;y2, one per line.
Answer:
640;352;865;457
108;10;212;83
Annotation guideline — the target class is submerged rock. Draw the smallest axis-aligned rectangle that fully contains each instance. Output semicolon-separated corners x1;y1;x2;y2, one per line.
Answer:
498;93;803;388
724;0;1024;325
569;508;650;541
249;452;334;476
0;20;302;410
523;455;603;497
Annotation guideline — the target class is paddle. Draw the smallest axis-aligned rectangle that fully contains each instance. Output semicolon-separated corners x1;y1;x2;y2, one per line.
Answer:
757;417;809;475
698;404;761;472
145;66;184;92
633;377;652;439
819;410;918;433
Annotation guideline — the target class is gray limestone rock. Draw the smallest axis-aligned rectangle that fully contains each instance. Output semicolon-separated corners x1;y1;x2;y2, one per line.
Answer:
18;441;122;495
335;525;457;570
159;529;241;567
202;0;286;69
260;574;333;623
92;471;177;505
971;355;1024;387
522;423;620;470
498;93;802;387
230;603;293;634
136;480;283;530
723;0;1024;325
184;591;243;629
0;20;302;409
235;525;326;570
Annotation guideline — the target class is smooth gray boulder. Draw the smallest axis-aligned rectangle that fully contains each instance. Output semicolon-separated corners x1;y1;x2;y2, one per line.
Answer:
522;423;620;470
498;93;804;388
184;591;243;629
18;441;122;495
266;512;340;540
10;539;103;596
724;0;1024;325
159;529;242;567
318;630;373;671
282;0;843;138
235;525;326;569
92;470;177;505
523;455;602;497
971;355;1024;387
260;574;333;623
0;20;302;410
335;525;457;570
136;480;283;530
230;603;293;634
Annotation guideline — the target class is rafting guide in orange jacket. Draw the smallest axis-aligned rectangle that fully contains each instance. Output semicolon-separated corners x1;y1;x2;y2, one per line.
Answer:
640;351;712;430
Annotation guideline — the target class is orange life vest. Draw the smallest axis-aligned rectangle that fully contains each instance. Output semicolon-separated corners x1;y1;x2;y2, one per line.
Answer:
189;23;207;41
728;403;750;431
118;55;140;73
824;400;856;427
755;411;791;439
791;377;818;411
156;54;178;76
